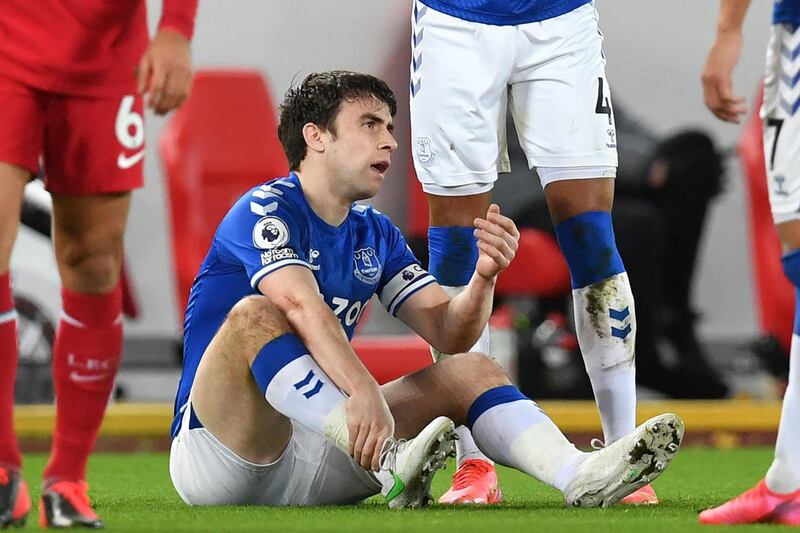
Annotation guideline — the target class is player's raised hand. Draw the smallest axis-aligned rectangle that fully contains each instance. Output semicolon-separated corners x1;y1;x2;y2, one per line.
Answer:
701;30;747;123
473;204;519;281
346;383;395;471
137;28;192;116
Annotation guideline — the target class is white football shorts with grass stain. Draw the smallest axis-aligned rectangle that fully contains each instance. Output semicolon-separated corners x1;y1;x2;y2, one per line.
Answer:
763;22;800;225
169;397;380;506
410;0;618;196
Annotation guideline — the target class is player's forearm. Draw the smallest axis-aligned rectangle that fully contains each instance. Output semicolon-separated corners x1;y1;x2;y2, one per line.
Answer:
440;273;495;353
716;0;751;35
278;295;379;396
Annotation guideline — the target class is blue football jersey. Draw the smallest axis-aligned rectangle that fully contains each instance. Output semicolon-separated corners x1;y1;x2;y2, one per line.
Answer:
418;0;591;25
171;173;436;436
774;0;800;24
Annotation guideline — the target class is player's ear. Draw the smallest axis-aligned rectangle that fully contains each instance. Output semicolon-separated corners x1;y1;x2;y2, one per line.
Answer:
302;122;326;154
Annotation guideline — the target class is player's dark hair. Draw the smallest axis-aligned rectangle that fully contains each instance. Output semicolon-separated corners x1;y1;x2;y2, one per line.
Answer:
277;70;397;170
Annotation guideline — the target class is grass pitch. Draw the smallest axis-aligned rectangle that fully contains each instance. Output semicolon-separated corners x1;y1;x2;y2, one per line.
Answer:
17;448;793;531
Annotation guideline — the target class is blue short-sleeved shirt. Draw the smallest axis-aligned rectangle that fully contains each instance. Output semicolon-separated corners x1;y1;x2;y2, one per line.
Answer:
171;173;435;437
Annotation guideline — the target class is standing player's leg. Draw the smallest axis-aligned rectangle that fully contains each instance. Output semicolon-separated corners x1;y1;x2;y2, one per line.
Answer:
0;164;32;528
382;352;683;508
699;24;800;524
172;295;454;508
426;193;501;504
44;192;130;528
699;232;800;525
510;2;655;505
544;178;637;446
0;75;48;527
409;0;512;504
767;223;800;494
38;90;145;529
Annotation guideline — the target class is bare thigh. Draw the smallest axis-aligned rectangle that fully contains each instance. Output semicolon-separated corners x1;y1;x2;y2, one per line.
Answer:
381;353;510;439
190;295;293;465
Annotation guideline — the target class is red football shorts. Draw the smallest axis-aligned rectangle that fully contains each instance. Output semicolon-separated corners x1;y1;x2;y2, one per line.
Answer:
0;74;144;195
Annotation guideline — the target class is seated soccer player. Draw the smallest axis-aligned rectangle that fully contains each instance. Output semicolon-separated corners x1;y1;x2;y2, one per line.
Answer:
168;70;684;508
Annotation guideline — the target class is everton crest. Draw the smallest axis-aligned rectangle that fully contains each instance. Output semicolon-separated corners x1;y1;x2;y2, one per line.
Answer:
353;247;381;284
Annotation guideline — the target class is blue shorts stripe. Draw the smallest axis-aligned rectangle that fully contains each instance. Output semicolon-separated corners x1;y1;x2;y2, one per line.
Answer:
250;333;309;394
467;385;528;429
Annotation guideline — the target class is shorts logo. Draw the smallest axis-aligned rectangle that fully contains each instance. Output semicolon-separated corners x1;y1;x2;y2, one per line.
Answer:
117;150;145;169
253;217;290;249
353;247;382;284
776;175;789;196
416;137;436;168
606;128;617;149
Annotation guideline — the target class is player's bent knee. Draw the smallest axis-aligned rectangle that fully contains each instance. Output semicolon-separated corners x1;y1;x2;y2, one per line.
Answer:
447;352;510;388
226;295;291;338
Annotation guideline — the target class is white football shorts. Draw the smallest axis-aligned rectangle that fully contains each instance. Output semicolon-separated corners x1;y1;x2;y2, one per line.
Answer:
169;397;380;506
762;23;800;225
410;1;618;196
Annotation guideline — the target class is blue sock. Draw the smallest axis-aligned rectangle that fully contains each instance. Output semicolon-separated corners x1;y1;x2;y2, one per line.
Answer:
554;211;624;289
251;333;348;436
555;211;636;444
428;226;478;286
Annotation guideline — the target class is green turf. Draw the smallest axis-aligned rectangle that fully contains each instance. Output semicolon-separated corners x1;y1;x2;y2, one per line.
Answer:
16;448;796;531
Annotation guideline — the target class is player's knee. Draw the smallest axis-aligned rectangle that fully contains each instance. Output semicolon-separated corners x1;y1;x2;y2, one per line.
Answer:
450;352;510;388
227;295;290;337
59;251;121;292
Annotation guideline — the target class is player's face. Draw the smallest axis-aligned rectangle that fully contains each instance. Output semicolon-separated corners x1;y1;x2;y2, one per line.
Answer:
324;97;397;201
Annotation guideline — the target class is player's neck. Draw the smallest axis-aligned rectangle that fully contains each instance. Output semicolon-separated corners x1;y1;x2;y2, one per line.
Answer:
294;169;351;227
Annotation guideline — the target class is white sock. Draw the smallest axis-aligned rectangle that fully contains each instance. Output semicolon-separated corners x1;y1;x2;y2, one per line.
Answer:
262;354;349;443
766;333;800;493
251;335;353;454
572;272;637;443
455;425;490;466
260;352;397;487
469;387;584;491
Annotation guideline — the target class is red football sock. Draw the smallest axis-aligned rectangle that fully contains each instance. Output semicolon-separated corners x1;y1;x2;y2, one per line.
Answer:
44;284;122;483
0;272;21;470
